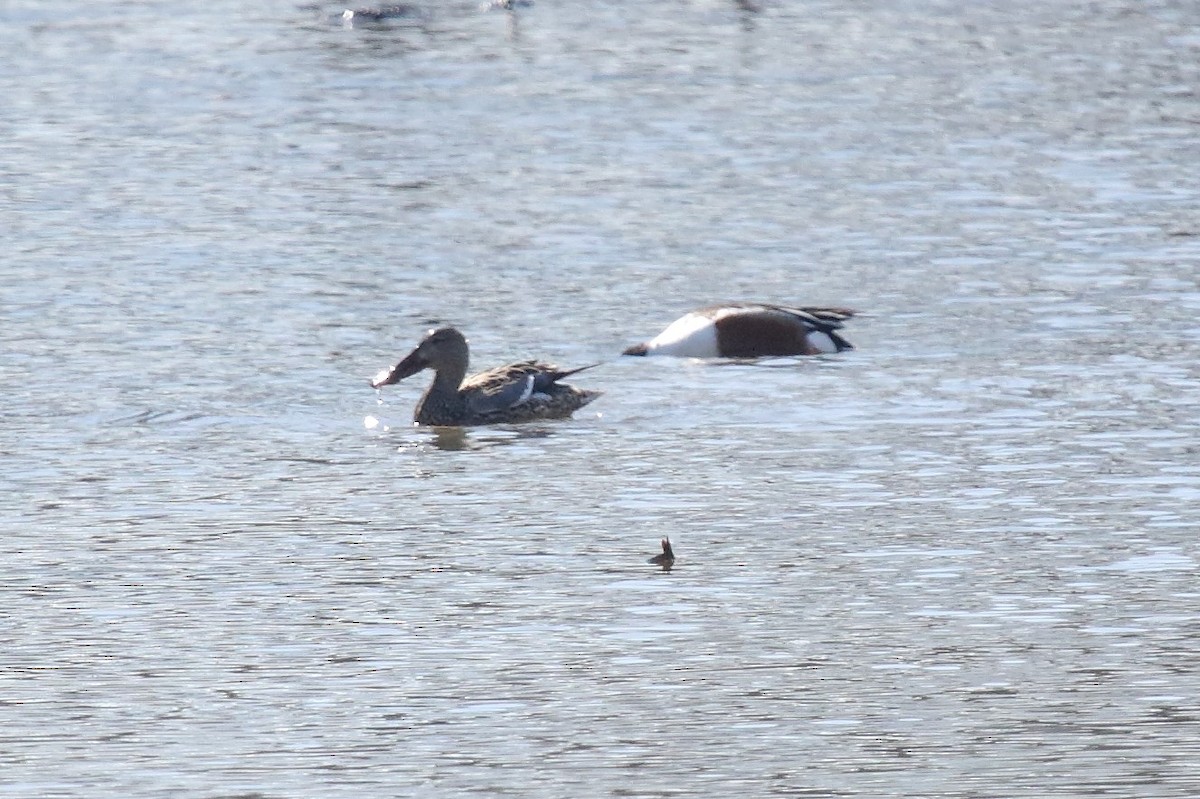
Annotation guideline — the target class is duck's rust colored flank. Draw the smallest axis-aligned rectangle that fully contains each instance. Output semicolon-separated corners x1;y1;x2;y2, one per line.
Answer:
624;303;856;358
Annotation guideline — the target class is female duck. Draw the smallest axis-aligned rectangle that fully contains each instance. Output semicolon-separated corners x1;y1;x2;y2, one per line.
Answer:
624;303;856;358
649;537;676;570
371;327;600;426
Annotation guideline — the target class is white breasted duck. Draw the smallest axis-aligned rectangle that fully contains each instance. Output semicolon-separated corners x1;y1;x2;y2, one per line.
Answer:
371;327;601;426
623;303;856;358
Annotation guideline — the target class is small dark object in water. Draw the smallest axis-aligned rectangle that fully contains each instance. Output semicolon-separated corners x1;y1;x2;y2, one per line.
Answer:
482;0;534;10
649;537;675;570
343;4;416;22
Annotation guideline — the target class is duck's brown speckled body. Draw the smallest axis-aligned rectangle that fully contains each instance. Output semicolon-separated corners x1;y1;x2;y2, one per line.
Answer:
372;327;600;426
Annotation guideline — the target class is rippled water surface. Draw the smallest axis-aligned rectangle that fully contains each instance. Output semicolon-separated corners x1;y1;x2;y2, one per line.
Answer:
4;0;1200;796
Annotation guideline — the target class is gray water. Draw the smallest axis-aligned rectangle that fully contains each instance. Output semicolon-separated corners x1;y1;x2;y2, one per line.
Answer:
3;0;1200;796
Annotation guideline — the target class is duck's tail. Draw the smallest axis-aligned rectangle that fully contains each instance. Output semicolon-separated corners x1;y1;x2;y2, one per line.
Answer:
554;362;602;380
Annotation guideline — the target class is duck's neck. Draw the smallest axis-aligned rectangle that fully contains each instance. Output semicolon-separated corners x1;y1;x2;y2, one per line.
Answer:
415;362;469;424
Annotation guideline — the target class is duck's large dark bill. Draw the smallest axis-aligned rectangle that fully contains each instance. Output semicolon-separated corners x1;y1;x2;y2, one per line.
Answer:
370;350;426;388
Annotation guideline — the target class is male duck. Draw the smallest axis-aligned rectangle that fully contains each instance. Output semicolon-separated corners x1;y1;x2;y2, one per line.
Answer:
623;303;857;358
371;327;601;426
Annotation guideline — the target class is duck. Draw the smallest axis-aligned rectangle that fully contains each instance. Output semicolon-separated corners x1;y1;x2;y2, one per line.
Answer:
371;327;601;426
649;537;675;570
342;4;416;22
482;0;533;9
623;303;856;358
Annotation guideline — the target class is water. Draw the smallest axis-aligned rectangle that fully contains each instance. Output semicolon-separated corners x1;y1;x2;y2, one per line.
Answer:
3;0;1200;796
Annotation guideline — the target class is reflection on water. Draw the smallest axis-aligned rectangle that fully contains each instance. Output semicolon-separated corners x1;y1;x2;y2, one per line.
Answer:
367;413;569;451
3;0;1200;796
424;424;559;452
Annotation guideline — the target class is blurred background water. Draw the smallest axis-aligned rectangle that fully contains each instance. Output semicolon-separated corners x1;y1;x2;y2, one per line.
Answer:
2;0;1199;796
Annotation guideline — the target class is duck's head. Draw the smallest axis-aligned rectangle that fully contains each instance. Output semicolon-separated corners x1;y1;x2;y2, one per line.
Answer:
371;327;468;388
622;342;649;356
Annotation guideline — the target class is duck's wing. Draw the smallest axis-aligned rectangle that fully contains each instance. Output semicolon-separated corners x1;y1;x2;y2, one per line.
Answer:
461;363;535;415
703;303;856;354
730;304;855;350
461;361;597;415
723;303;855;332
787;306;856;329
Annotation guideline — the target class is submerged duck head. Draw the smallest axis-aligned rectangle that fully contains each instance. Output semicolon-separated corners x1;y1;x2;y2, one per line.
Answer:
371;327;468;388
623;304;856;358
